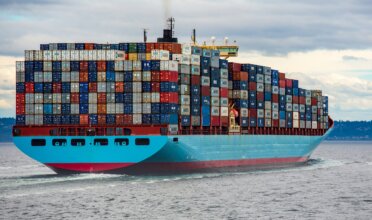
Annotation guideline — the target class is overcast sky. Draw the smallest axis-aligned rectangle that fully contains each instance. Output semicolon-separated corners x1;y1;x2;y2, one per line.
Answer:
0;0;371;120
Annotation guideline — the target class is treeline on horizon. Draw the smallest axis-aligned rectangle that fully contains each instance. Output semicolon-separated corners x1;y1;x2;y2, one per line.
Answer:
0;118;371;142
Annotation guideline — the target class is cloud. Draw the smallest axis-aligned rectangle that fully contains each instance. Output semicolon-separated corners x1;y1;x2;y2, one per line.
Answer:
342;55;368;62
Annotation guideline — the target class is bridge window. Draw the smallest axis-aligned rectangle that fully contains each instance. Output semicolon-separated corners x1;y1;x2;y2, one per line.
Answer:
71;139;85;146
31;139;46;146
135;138;150;146
115;138;129;146
94;138;108;146
52;139;67;146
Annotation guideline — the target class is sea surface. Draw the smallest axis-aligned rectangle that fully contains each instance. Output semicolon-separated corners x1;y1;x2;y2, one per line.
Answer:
0;142;371;220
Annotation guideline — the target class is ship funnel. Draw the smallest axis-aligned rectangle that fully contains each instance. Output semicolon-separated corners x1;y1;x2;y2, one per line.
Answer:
157;17;178;43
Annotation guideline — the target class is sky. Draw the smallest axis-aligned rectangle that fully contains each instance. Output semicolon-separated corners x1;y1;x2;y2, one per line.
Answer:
0;0;372;120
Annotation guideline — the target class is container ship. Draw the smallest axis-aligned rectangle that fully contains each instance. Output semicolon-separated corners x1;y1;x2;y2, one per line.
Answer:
13;18;333;175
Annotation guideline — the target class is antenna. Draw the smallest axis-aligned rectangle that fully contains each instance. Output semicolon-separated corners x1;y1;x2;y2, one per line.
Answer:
143;28;148;43
192;29;196;44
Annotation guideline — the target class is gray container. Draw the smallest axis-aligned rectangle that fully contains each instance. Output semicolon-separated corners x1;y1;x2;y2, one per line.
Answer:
97;82;106;93
34;115;43;125
299;104;305;113
16;72;25;83
71;83;79;93
191;116;201;126
133;103;142;114
43;94;52;104
34;93;43;103
180;105;191;115
124;61;133;71
257;109;264;118
211;106;219;116
263;66;271;75
272;111;279;120
115;72;124;82
106;82;115;93
62;72;71;82
265;119;272;127
106;93;116;103
220;78;228;88
210;57;219;68
180;95;190;105
133;93;142;103
280;119;286;128
265;110;272;119
89;104;97;114
43;72;52;82
211;97;220;106
191;65;200;75
306;121;312;129
264;75;272;84
70;71;79;82
201;76;210;86
272;86;279;94
89;93;97;104
293;104;299;112
286;95;292;103
256;83;264;92
25;104;35;114
53;104;61;114
220;69;228;79
179;64;190;74
220;97;228;107
25;93;34;104
34;104;43;114
240;108;248;117
265;101;272;110
25;115;35;125
53;93;61;103
132;82;142;93
211;87;219;97
142;103;151;114
71;104;79;114
256;74;264;83
107;103;116;114
62;61;70;72
115;103;124;114
272;103;279;111
115;61;124;71
286;103;292;111
279;88;285;95
300;120;306;128
43;62;52;71
61;93;70;103
142;71;151;82
34;72;43;82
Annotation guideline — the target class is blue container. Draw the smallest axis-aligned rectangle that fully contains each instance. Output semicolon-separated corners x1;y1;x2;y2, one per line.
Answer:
293;80;299;88
52;72;62;82
202;115;211;126
181;116;191;126
124;104;133;114
151;114;161;125
34;83;43;93
79;93;88;103
191;105;201;116
286;88;293;95
300;113;306;120
234;99;248;108
25;61;34;72
241;64;249;72
306;106;311;112
62;83;70;93
306;113;312;120
43;104;53;114
249;73;257;82
210;77;220;87
61;115;71;124
118;43;129;52
52;61;62;72
124;82;133;92
280;111;286;120
241;117;249;127
151;61;160;71
69;115;79;125
264;92;272;101
106;61;115;71
202;106;211;115
57;43;67;50
202;96;211;106
191;96;201;105
43;83;52;93
249;91;257;100
286;120;293;128
161;103;170;114
142;61;151;71
257;101;264;109
210;67;219;78
299;88;305;97
201;67;210;77
40;44;49;50
79;83;88;93
106;114;116;124
279;103;286;111
279;95;286;102
293;88;299;96
16;115;26;125
233;81;248;90
211;50;220;57
70;61;80;71
52;115;61;125
169;103;178;114
123;93;133;103
159;114;169;124
16;83;25;93
191;85;200;95
169;114;178;124
249;100;257;108
271;70;279;79
34;61;43;71
124;71;133;82
88;61;97;72
75;43;85;50
89;114;98;125
61;104;70;114
151;103;161;114
160;82;178;92
94;44;103;50
286;112;293;119
115;93;124;103
110;44;119;50
79;103;88;114
191;46;202;55
142;82;151;92
219;59;228;69
142;114;152;124
201;57;210;67
257;118;264;127
249;117;257;127
106;71;115;82
272;79;279;86
137;43;146;53
43;115;53;125
256;66;263;74
88;72;97;82
25;72;34;82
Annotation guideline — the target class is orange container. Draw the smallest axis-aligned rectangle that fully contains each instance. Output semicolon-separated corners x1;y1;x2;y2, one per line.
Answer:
80;114;89;125
79;72;88;82
97;93;106;104
98;114;106;124
115;82;124;92
89;82;97;92
97;61;106;72
97;104;107;114
84;43;94;50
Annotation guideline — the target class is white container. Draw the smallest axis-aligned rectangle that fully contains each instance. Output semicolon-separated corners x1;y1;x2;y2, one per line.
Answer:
286;103;292;111
25;104;34;114
256;83;264;92
16;61;25;72
89;104;97;114
106;50;115;60
49;43;58;50
142;71;151;81
115;103;124;114
211;97;220;106
133;114;142;124
61;61;70;72
180;105;190;115
43;72;52;82
257;109;264;118
43;50;52;61
220;69;228;79
133;103;142;113
34;50;43;60
34;104;43;114
240;108;248;117
106;93;115;103
132;82;142;93
34;72;43;82
105;103;114;114
160;50;170;61
142;103;151;114
124;60;133;71
293;112;299;120
70;71;79;82
180;84;190;95
88;50;95;61
70;83;79;93
265;101;271;110
97;72;106;82
70;50;80;61
220;97;228;107
133;93;142;103
211;87;219;97
169;60;178;71
53;94;61;103
265;110;272;119
191;55;200;65
25;50;33;61
43;62;52;72
256;74;264;83
272;86;279;94
70;104;79;114
61;50;70;61
115;61;124;71
201;76;210;86
180;95;190;105
133;71;142;81
34;93;43;103
33;115;42;125
142;93;151;103
293;119;300;128
190;65;200;75
151;50;160;60
25;115;35;125
172;54;182;62
43;93;53;103
132;61;142;71
151;92;160;103
52;50;62;61
97;50;106;60
114;51;125;61
53;104;61;114
264;75;272;84
180;54;191;65
89;93;97;104
182;44;192;55
272;111;279;120
272;103;279;111
293;104;299;112
211;106;220;116
25;94;34;104
168;124;179;134
220;78;228;88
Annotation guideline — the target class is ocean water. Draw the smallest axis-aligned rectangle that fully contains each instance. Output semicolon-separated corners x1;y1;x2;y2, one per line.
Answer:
0;142;371;220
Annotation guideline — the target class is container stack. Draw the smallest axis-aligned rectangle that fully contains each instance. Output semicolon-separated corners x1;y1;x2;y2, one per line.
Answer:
230;63;248;129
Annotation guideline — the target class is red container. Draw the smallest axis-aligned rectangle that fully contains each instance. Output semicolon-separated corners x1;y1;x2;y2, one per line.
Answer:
311;98;317;105
249;109;257;118
249;82;257;91
80;61;88;72
97;61;106;72
97;104;107;114
151;71;160;82
299;97;305;105
80;114;89;125
97;93;106;103
162;43;173;52
229;62;241;72
257;92;264;101
79;71;88;82
146;43;155;53
52;83;62;93
220;116;229;126
84;43;94;50
116;114;124;125
285;79;292;88
125;54;129;60
98;114;106;124
154;43;160;50
89;82;97;92
16;104;25;115
293;96;299;104
272;94;279;103
191;75;200;85
16;93;25;104
25;83;34;93
272;119;279;127
279;72;285;80
279;80;285;88
123;114;133;125
70;93;79;103
151;82;160;92
160;71;178;82
220;88;228;97
172;43;182;54
201;86;210;96
160;92;178;103
211;116;220;126
115;82;124;92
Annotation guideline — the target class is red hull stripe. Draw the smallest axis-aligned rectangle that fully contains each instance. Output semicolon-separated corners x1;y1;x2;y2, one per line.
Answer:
45;157;307;173
45;163;134;172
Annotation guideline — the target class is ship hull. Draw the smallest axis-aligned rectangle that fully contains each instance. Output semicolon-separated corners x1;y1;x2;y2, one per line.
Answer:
13;128;332;175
